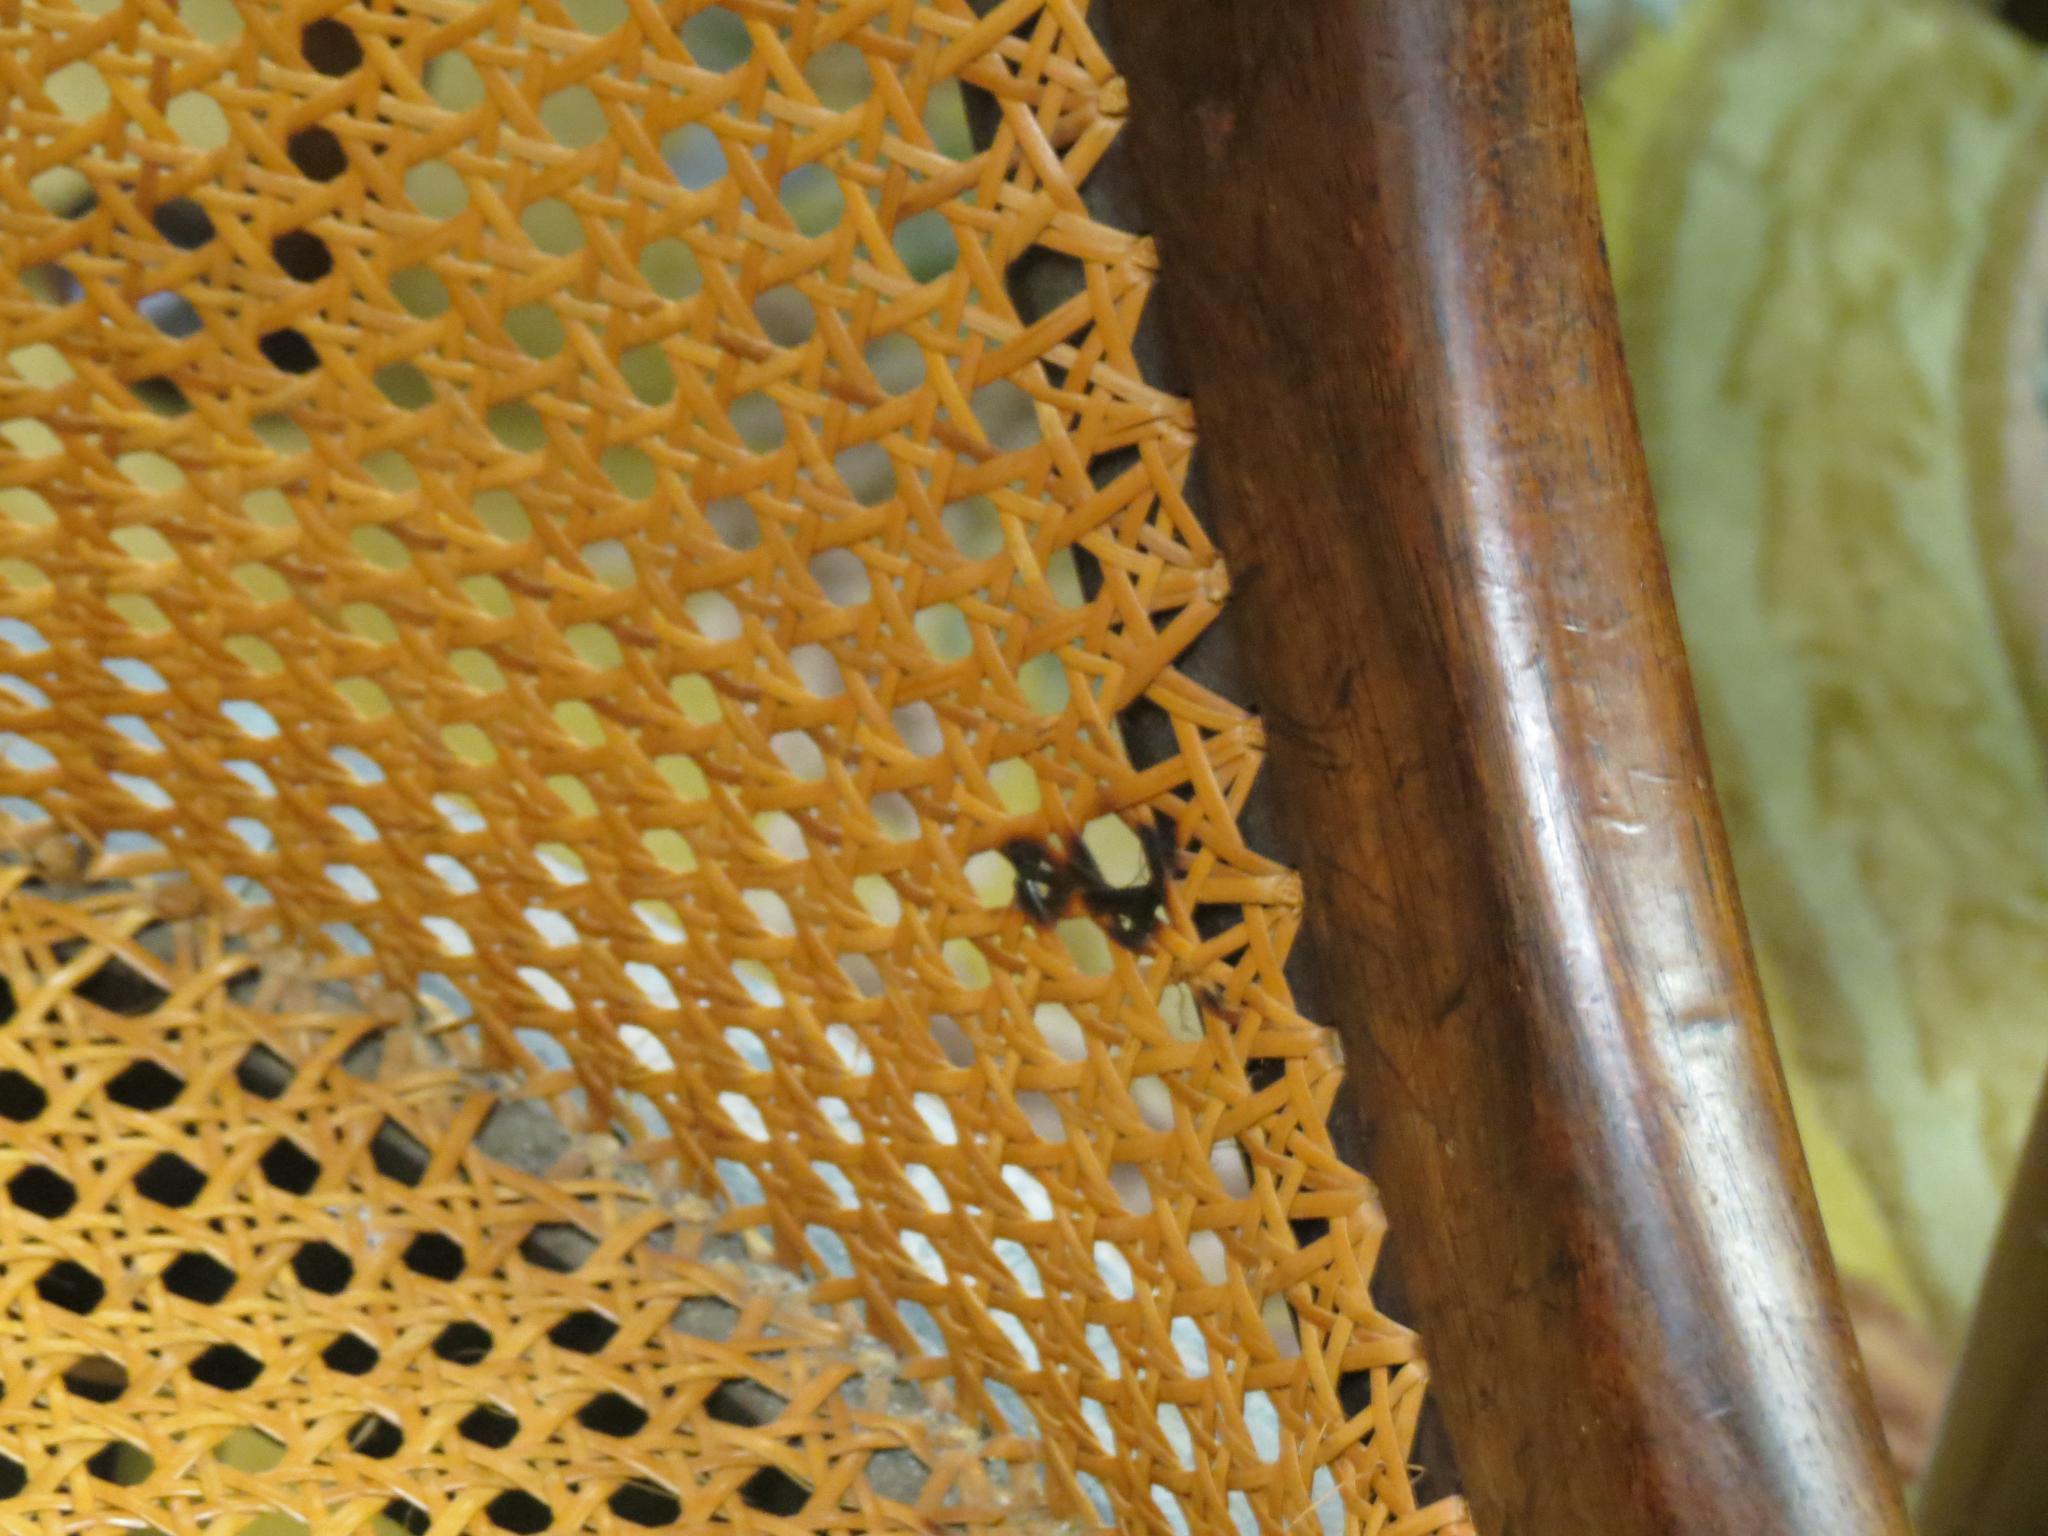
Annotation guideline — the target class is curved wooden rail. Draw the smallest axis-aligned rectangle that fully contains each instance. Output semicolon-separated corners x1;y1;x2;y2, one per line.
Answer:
1110;2;1913;1532
1919;1075;2048;1534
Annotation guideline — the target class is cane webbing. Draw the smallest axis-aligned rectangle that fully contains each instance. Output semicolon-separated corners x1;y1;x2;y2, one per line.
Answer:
0;1;1469;1532
0;862;1032;1535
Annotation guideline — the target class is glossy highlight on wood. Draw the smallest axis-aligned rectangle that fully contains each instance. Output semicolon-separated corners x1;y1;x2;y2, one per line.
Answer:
1111;1;1914;1531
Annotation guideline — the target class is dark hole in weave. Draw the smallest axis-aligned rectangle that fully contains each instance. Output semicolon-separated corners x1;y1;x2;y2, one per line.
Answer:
1003;246;1086;334
36;1260;103;1313
189;1343;263;1390
431;1321;492;1363
133;376;192;416
1290;1215;1330;1252
576;1390;648;1438
104;1057;182;1109
258;328;320;374
62;1355;128;1402
1335;1366;1377;1421
292;1240;354;1295
75;955;170;1017
0;1451;23;1499
703;1379;774;1427
0;1069;45;1122
348;1413;403;1459
383;1497;431;1535
1114;693;1176;775
162;1251;235;1304
1243;1055;1286;1094
234;1042;292;1099
9;1164;75;1218
301;17;365;73
135;1151;205;1207
519;1221;596;1273
486;1490;553;1533
23;262;80;307
458;1403;519;1447
369;1116;427;1184
956;67;1003;163
85;1440;153;1485
401;1231;464;1281
548;1308;617;1354
1192;899;1243;944
0;973;14;1025
322;1332;378;1374
149;197;214;249
258;1137;321;1194
1125;268;1183;391
1068;528;1110;604
140;291;203;340
272;228;334;281
737;1466;808;1516
609;1480;681;1527
286;126;348;181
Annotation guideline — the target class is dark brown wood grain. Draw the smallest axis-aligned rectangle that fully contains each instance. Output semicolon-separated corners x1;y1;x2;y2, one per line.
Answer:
1109;2;1913;1532
1919;1074;2048;1534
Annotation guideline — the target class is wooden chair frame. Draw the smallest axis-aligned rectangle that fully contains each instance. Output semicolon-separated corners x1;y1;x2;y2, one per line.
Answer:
1106;2;1914;1532
1921;1074;2048;1533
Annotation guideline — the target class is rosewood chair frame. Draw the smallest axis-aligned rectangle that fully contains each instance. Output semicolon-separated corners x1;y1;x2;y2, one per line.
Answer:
1108;2;1913;1532
1921;1074;2048;1534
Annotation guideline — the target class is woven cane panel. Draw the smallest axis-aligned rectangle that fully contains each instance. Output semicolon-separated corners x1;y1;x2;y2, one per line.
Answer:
0;862;1032;1534
0;2;1468;1532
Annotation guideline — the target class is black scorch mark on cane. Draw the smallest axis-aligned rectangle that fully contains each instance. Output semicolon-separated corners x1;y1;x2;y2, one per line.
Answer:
1001;818;1174;950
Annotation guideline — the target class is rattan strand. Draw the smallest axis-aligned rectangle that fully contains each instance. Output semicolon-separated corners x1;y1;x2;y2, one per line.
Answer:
0;2;1470;1531
0;862;1041;1534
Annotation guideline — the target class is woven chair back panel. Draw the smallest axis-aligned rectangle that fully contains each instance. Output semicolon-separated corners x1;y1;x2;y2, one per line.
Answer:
0;1;1459;1531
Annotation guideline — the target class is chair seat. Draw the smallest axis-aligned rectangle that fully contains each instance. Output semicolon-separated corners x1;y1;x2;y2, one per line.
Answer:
0;853;1027;1535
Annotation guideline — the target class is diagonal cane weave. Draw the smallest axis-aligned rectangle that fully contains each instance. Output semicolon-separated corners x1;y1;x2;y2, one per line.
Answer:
0;861;1037;1535
0;0;1472;1531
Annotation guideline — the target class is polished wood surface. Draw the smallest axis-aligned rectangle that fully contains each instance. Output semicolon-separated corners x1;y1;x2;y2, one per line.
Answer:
1110;1;1912;1531
1920;1075;2048;1534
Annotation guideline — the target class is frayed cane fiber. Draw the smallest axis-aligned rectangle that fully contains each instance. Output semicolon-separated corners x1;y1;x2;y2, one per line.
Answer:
0;2;1472;1534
